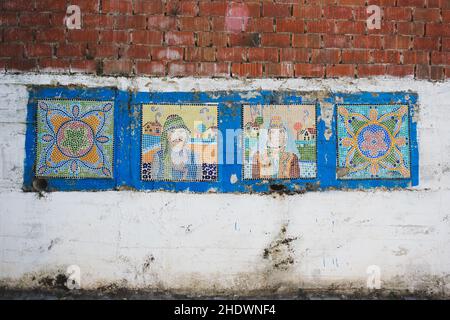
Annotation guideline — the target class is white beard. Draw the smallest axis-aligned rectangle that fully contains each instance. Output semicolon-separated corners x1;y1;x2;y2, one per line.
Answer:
170;148;190;166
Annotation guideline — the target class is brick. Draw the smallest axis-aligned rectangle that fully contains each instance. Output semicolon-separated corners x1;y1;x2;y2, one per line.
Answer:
431;51;450;65
4;28;34;42
19;13;51;27
323;35;352;48
443;10;450;23
226;2;261;18
75;0;101;13
135;61;166;76
122;45;152;59
231;63;263;77
372;50;401;64
197;32;228;47
7;58;38;71
403;51;429;64
56;44;85;57
0;44;24;57
341;50;371;63
358;64;387;77
165;0;198;16
397;0;426;6
165;32;195;46
443;38;450;51
294;63;325;78
311;49;340;64
114;15;147;30
384;36;411;50
265;63;294;77
335;21;365;35
39;58;70;72
102;0;133;14
246;18;274;33
185;47;216;62
134;0;163;14
179;17;210;31
427;24;450;37
262;3;292;17
87;44;118;59
2;0;30;11
293;5;322;19
70;60;97;73
276;19;305;33
326;64;355;78
197;62;229;77
386;65;415;77
217;48;247;62
199;1;227;16
67;30;99;43
414;37;440;50
384;7;412;21
35;0;68;12
416;64;430;79
103;59;133;75
248;48;278;62
353;35;383;49
397;22;425;36
131;31;163;45
26;44;53;57
324;7;353;20
307;21;335;34
293;34;321;48
0;13;18;26
280;48;309;63
229;33;260;47
261;34;290;47
431;66;444;80
151;47;183;61
211;17;226;31
336;0;366;5
100;30;130;43
83;15;115;29
168;62;197;76
414;8;441;22
147;16;176;31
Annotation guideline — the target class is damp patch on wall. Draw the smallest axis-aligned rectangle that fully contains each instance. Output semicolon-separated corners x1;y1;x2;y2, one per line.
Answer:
141;104;218;182
336;104;411;180
36;99;114;179
242;104;317;180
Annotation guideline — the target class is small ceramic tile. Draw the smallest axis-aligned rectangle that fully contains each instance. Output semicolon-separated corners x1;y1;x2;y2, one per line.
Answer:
36;99;114;179
141;104;218;181
243;104;317;180
337;104;411;180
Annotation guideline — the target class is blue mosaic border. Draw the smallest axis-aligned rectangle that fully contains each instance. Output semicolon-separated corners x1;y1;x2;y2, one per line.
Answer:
23;88;419;192
23;86;129;191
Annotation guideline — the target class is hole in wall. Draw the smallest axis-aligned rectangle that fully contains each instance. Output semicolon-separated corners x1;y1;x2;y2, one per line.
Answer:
270;184;286;192
32;178;48;192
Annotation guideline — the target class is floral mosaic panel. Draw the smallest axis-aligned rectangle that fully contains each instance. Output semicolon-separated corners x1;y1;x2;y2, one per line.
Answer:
141;104;218;181
337;104;411;180
36;100;114;179
243;104;317;180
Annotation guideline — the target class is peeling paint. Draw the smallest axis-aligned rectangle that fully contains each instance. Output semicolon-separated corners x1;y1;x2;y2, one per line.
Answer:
319;102;334;141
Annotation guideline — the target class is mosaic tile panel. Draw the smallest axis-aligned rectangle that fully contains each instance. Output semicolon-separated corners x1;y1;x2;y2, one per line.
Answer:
141;104;218;181
243;104;317;180
36;99;114;179
336;104;411;180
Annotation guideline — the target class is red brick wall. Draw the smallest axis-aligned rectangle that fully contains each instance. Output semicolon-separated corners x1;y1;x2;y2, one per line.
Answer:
0;0;449;79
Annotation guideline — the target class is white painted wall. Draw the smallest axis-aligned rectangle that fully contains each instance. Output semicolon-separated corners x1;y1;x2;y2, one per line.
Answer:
0;74;449;296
